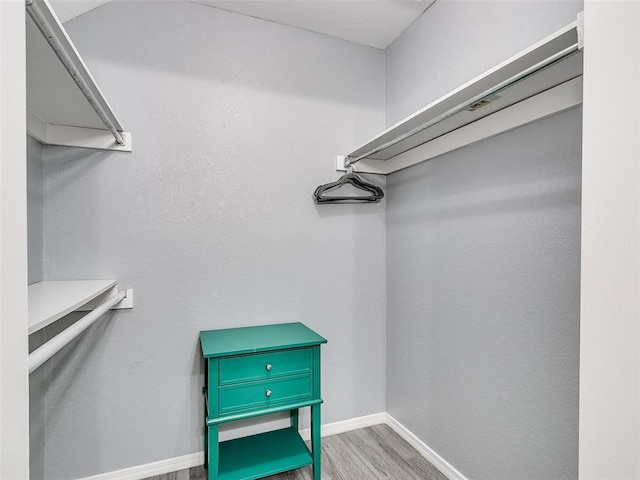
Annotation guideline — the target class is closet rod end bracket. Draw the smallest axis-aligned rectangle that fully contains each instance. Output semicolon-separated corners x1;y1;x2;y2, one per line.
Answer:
337;154;358;172
114;289;134;309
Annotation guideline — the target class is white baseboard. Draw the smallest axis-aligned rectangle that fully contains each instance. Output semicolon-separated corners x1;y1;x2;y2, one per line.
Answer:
78;412;467;480
383;414;469;480
78;452;202;480
300;411;389;441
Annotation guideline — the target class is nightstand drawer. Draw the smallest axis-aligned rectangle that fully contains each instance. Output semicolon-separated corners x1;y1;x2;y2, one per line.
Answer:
219;374;313;414
219;348;312;385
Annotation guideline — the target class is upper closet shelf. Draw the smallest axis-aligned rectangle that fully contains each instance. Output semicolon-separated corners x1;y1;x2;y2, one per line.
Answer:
26;0;132;152
28;280;132;335
344;20;583;175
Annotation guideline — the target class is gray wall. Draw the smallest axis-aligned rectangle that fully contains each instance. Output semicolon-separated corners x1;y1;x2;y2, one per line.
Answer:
386;0;584;125
27;135;43;285
36;2;386;478
385;1;582;479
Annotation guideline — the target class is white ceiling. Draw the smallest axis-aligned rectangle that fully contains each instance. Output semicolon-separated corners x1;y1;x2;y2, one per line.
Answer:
49;0;435;49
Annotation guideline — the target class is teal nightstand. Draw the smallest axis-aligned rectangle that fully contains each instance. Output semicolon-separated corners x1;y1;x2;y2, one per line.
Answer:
200;322;327;480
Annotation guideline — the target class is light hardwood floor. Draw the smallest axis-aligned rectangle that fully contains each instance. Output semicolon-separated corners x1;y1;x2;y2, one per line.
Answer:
143;424;448;480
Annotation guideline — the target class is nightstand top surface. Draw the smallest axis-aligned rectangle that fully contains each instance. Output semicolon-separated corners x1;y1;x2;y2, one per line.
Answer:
200;322;327;358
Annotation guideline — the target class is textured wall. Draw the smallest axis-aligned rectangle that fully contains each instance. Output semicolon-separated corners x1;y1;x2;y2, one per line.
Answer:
27;135;43;284
387;109;581;479
385;0;584;126
38;2;386;478
385;2;582;479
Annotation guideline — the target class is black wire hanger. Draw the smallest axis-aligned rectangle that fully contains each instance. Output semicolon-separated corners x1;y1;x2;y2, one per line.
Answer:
314;164;384;204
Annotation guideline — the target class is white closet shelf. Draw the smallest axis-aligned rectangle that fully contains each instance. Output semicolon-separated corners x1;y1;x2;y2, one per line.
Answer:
28;280;132;335
344;20;583;175
26;0;132;152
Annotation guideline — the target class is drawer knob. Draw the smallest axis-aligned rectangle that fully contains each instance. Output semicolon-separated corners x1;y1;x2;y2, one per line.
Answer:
265;364;273;371
265;389;272;397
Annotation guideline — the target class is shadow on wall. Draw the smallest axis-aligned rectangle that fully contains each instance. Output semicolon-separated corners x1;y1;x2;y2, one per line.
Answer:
386;107;582;226
29;311;116;480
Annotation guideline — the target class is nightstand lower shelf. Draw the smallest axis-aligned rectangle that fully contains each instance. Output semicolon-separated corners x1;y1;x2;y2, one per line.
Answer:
217;427;312;480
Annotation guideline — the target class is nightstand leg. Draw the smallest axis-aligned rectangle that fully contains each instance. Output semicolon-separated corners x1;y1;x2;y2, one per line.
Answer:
204;423;208;470
290;408;299;431
208;424;219;480
203;389;208;470
311;404;321;479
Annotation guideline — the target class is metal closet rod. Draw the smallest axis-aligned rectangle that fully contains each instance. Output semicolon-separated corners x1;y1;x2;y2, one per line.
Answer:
345;42;581;168
28;290;127;374
25;0;126;146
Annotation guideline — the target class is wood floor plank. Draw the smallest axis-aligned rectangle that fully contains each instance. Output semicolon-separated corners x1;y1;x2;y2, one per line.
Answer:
144;425;448;480
340;429;405;479
368;424;449;480
189;466;205;480
324;432;382;479
144;469;189;480
406;454;451;480
370;424;421;461
344;427;424;480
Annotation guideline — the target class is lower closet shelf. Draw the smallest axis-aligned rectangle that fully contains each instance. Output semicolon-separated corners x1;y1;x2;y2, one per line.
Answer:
28;280;117;334
218;427;312;480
